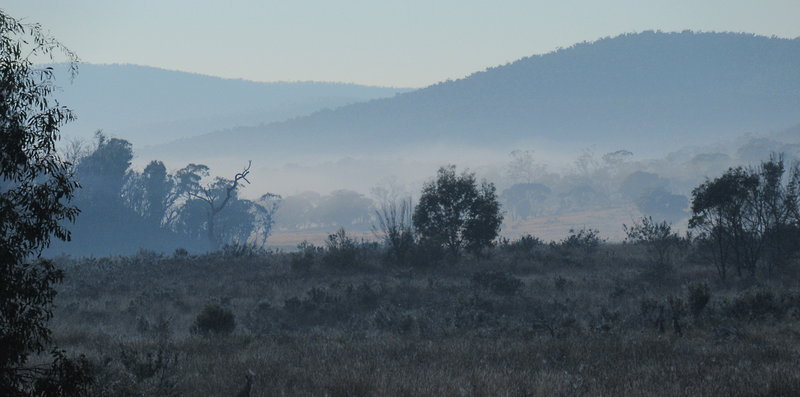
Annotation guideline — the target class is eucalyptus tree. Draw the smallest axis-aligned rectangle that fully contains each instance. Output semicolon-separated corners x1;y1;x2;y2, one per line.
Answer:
0;10;91;394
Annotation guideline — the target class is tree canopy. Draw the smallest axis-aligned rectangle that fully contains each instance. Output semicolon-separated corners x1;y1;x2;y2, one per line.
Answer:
413;165;503;257
0;10;91;394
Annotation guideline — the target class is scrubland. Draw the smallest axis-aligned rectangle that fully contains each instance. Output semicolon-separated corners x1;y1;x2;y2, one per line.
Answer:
49;239;800;396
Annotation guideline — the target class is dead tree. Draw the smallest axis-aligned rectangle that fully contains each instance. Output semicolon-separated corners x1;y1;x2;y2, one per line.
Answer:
187;161;251;248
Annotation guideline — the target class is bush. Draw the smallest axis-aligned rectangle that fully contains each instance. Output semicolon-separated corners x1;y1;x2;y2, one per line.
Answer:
471;271;524;296
507;234;543;253
557;227;603;253
687;282;711;318
173;247;189;258
373;198;415;266
192;304;235;336
322;228;361;270
564;228;601;250
725;291;781;321
291;241;318;273
623;216;683;268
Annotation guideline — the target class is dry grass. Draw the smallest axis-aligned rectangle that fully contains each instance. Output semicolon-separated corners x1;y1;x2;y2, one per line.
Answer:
48;243;800;396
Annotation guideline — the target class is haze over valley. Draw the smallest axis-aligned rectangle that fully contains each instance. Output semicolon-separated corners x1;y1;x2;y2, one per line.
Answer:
7;3;800;395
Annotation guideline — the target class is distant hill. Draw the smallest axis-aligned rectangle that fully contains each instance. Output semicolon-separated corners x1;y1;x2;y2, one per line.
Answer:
148;31;800;162
51;63;410;146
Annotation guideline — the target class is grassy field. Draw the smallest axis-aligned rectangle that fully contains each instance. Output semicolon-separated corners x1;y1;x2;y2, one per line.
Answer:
47;239;800;396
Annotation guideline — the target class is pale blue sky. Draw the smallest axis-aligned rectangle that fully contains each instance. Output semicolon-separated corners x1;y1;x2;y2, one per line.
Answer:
4;1;799;87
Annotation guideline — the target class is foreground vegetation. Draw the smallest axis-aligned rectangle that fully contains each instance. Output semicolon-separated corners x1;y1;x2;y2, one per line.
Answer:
48;236;800;396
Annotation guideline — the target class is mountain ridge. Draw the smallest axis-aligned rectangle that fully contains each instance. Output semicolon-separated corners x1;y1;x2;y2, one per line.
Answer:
146;31;800;162
51;63;412;146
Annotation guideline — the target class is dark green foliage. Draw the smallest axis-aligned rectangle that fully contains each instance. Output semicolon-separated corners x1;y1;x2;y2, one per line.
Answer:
192;304;236;336
687;282;711;318
0;10;92;395
413;165;503;257
471;271;524;296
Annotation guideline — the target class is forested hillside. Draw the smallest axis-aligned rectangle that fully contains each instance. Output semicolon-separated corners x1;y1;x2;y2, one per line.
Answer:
149;31;800;162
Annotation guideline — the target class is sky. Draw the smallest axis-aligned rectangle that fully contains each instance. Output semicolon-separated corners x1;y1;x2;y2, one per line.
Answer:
3;1;800;87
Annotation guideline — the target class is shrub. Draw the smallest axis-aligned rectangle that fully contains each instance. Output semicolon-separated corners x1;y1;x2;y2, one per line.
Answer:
373;198;415;266
291;241;318;273
323;228;360;270
667;295;686;336
687;282;711;318
192;304;235;336
222;242;264;257
623;216;683;268
471;271;524;295
508;234;543;254
558;227;603;253
725;291;781;321
640;298;666;331
173;247;189;258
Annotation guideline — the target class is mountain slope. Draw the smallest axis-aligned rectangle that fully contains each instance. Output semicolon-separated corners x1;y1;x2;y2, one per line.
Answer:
52;64;410;146
150;31;800;161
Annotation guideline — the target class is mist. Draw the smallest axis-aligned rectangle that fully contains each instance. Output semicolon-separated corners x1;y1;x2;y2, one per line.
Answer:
6;5;800;394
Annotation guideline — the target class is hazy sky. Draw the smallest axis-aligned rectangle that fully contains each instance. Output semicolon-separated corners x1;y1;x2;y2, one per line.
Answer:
4;1;799;87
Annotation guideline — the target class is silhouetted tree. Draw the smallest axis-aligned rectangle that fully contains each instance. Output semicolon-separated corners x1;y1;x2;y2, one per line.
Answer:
74;131;133;207
690;166;757;279
0;10;91;394
413;165;503;257
140;160;175;226
178;162;253;247
689;156;800;280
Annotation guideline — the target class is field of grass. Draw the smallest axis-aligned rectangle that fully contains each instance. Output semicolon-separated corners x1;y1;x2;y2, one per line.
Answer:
47;239;800;396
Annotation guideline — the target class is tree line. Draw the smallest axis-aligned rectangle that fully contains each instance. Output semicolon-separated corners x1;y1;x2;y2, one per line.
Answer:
57;132;280;255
